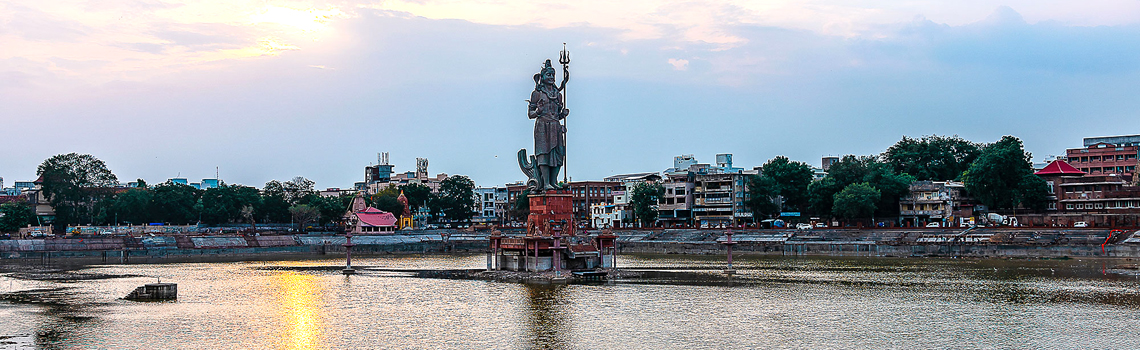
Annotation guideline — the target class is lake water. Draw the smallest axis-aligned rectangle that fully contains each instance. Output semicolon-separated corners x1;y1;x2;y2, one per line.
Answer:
1;254;1140;349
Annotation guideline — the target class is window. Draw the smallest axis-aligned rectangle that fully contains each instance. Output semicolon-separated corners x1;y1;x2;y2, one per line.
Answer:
1047;181;1054;193
1066;204;1074;210
1095;203;1104;209
1048;202;1057;210
1076;204;1084;209
677;197;685;204
676;189;685;196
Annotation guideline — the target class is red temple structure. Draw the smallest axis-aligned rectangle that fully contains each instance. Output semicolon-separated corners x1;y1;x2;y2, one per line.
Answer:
488;190;616;272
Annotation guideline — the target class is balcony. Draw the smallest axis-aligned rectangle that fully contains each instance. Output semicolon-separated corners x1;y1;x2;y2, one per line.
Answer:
900;210;945;216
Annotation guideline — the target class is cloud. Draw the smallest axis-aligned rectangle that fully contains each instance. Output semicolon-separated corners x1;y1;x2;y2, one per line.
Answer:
667;58;689;70
2;3;1139;189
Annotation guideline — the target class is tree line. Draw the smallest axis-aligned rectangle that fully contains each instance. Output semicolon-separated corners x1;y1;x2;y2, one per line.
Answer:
746;134;1051;223
0;153;479;233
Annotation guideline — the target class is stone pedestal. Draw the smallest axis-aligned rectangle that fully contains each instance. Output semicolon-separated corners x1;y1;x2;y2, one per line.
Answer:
527;191;575;237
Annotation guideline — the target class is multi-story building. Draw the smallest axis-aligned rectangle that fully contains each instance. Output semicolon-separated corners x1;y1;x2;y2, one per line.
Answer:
590;202;625;229
898;180;974;227
657;173;694;227
1066;135;1139;177
569;181;622;226
493;187;509;224
1034;160;1140;227
598;173;660;228
473;187;498;223
692;173;750;227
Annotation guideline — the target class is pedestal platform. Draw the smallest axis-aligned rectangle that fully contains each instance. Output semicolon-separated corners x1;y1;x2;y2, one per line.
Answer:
488;190;616;272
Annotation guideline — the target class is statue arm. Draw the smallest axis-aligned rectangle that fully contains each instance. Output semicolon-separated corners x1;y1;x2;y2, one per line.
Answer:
527;93;540;119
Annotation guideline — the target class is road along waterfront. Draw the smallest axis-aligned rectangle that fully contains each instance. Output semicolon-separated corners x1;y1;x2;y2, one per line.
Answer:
1;254;1139;349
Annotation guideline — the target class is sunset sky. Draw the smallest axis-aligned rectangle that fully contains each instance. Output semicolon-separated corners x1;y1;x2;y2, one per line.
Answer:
3;0;1139;188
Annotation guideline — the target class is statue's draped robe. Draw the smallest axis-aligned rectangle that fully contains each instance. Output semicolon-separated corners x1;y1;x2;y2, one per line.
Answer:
530;86;565;168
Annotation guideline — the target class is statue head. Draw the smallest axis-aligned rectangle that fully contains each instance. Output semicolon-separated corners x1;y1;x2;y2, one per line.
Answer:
540;59;556;86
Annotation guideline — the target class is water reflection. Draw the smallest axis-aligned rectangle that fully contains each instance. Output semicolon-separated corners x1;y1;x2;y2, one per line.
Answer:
272;273;324;350
524;284;571;350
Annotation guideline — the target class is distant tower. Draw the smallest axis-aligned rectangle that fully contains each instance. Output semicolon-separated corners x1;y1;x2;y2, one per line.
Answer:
416;158;429;179
822;156;840;171
716;154;733;168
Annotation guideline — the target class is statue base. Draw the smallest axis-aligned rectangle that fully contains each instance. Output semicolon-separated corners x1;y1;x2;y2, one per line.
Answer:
527;191;575;237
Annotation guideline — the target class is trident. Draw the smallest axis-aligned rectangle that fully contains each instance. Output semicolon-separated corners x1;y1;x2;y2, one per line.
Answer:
559;43;570;184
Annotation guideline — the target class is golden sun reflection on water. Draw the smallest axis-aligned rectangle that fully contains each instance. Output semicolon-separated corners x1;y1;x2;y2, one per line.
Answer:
272;272;324;350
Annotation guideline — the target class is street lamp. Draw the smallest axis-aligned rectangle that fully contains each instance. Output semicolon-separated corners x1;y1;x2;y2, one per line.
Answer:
343;216;358;275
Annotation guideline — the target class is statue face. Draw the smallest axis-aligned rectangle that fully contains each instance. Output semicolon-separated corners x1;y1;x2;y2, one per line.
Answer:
542;69;556;85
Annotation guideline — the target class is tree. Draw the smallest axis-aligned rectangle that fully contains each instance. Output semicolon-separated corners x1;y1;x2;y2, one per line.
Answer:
808;177;844;217
150;181;200;224
399;183;432;214
259;192;291;223
307;194;354;226
111;188;152;224
371;195;404;215
36;153;118;232
200;185;261;224
367;186;403;214
962;136;1041;210
429;176;476;226
747;156;814;219
508;189;530;222
808;155;913;219
882;135;982;181
1017;173;1052;211
832;183;881;221
289;204;320;231
745;175;779;219
761;156;814;211
263;177;316;205
630;182;664;227
0;203;35;233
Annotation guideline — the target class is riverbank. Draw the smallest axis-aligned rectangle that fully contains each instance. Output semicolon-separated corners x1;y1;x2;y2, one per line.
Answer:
0;228;1137;264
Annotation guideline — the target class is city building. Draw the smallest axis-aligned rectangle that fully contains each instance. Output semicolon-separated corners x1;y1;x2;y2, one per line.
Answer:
365;153;395;185
898;180;975;227
1033;160;1140;227
657;173;694;227
169;178;188;186
494;187;509;224
692;172;750;227
320;188;355;198
506;181;526;224
1066;134;1139;177
596;173;660;228
363;156;450;194
569;181;622;225
590;202;623;229
473;187;498;223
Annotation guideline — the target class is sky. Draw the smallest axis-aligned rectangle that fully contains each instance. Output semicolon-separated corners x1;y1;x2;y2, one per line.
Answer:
2;0;1139;189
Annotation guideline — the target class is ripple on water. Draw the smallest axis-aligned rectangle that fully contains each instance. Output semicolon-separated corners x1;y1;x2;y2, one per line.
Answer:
0;255;1137;349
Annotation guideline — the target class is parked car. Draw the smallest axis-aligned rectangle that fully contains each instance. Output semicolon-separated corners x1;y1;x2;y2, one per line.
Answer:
795;223;813;230
814;223;827;228
925;222;941;228
1073;221;1089;228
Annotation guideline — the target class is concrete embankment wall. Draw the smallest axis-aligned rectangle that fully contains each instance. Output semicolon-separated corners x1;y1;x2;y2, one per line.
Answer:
617;241;1140;258
0;234;488;263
